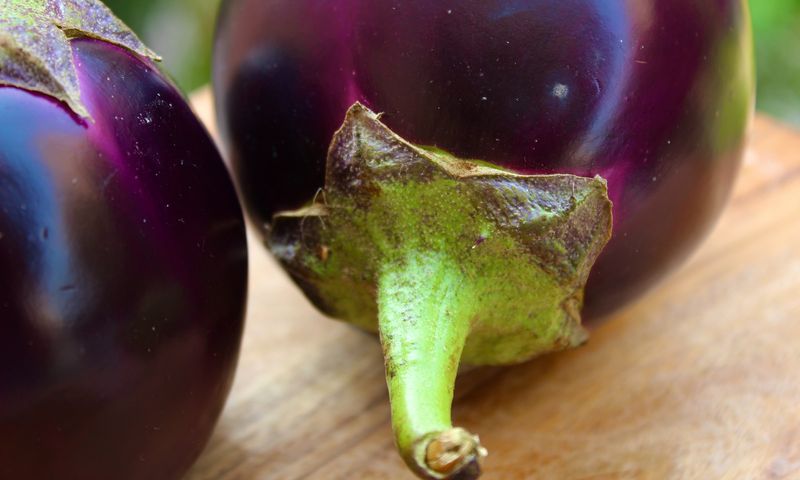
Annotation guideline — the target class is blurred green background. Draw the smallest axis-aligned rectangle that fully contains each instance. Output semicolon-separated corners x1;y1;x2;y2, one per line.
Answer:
105;0;800;126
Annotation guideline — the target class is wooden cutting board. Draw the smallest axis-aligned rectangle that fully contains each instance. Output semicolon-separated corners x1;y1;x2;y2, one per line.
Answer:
186;90;800;480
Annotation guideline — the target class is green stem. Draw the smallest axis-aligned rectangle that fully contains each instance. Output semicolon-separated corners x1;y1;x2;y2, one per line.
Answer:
378;251;484;479
269;103;613;480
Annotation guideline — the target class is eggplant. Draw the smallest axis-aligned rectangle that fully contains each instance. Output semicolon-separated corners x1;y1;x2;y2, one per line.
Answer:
213;1;754;478
0;3;247;479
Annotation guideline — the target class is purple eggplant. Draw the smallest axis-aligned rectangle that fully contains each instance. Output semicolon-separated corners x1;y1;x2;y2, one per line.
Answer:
213;1;753;478
214;0;753;318
0;3;247;479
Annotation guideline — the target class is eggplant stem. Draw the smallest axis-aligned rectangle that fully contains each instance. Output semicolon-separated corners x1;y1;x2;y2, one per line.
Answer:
377;251;485;479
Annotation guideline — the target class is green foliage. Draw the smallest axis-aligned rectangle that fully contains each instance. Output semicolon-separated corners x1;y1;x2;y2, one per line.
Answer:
103;0;220;92
750;0;800;126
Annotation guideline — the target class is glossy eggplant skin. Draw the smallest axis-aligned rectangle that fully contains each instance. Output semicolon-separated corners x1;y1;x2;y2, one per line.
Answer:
213;0;753;319
0;39;247;480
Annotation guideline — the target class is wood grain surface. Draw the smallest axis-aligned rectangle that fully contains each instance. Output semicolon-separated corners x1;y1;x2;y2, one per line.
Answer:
187;90;800;480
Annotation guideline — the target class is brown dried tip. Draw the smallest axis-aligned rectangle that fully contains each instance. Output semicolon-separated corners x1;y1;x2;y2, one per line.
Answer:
424;428;487;480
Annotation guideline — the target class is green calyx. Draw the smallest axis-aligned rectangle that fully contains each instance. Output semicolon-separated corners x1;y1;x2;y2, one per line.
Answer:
270;103;612;479
0;0;160;120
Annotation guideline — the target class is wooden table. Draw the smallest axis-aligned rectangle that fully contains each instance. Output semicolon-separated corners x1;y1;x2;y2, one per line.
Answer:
187;91;800;479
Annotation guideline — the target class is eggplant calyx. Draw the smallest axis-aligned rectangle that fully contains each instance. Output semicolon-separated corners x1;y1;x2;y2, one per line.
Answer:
0;0;160;120
269;102;613;479
270;102;612;361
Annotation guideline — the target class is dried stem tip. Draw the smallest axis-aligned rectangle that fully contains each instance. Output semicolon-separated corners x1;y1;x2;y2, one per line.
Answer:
425;428;487;479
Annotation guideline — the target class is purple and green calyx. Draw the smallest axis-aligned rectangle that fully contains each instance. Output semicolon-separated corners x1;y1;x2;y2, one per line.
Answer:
271;104;612;479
